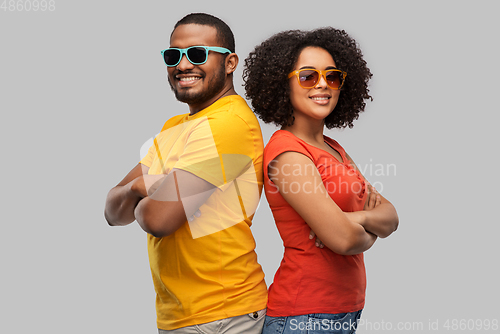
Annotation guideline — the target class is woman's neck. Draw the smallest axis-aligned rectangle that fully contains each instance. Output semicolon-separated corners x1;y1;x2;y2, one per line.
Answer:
281;115;326;146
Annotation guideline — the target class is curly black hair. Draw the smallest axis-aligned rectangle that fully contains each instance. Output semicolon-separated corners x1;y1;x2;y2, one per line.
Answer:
243;27;372;129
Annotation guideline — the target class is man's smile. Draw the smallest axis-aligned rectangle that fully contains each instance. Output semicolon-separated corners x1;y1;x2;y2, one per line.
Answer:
175;73;203;87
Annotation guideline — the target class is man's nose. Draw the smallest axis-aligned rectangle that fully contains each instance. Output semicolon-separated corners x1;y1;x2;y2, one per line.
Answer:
176;54;195;71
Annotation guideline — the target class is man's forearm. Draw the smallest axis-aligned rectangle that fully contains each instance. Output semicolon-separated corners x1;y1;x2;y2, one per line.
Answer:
134;196;187;238
133;169;217;238
104;181;143;226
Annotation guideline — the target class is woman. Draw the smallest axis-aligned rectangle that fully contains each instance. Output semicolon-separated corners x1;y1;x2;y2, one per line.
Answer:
243;28;399;334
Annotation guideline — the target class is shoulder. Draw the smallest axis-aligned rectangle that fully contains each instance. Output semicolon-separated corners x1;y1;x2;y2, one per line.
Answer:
266;130;307;151
204;96;263;144
206;96;256;128
161;114;188;132
197;96;262;156
264;131;314;163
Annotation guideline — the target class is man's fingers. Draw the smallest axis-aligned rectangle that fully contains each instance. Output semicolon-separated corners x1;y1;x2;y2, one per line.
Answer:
188;209;202;222
145;175;167;196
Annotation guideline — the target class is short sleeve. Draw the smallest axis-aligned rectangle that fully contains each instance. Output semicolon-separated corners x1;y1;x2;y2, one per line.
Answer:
173;113;255;187
171;118;224;187
139;141;156;168
139;114;186;168
263;131;315;171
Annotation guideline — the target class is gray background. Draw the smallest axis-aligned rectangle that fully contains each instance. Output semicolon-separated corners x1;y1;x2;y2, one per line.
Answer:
1;0;498;333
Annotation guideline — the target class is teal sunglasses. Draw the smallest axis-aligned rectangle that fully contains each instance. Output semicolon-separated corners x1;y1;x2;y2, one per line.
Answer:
161;46;231;67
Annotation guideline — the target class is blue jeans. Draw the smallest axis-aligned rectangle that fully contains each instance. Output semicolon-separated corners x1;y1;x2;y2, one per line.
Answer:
261;310;362;334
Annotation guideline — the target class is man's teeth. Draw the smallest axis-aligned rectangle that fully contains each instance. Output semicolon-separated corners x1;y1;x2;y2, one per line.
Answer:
179;77;200;81
311;97;329;100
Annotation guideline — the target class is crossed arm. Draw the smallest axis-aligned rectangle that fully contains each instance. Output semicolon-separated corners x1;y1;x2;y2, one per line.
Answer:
104;163;216;238
269;152;398;255
345;151;399;239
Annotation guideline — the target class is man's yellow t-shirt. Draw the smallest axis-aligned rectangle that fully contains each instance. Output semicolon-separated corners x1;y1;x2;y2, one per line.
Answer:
140;95;267;330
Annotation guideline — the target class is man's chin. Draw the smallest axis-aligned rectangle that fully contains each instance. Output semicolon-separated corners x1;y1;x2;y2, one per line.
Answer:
169;71;226;107
174;90;206;105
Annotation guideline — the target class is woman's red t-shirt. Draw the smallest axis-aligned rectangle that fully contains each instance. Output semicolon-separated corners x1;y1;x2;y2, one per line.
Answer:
264;130;368;316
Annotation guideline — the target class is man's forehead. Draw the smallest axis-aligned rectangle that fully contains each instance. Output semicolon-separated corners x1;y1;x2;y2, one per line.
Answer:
170;24;219;48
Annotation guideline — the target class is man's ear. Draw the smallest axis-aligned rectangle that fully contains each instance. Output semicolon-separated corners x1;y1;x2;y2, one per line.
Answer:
225;53;239;75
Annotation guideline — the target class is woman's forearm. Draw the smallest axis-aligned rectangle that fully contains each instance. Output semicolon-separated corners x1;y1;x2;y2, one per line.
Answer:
359;203;399;238
341;222;378;255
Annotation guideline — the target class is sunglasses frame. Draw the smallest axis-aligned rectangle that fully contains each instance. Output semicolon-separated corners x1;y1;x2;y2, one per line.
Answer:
161;46;232;67
288;68;347;90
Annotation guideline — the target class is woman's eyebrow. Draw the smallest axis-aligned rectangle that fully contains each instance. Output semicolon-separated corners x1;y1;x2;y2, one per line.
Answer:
298;65;338;70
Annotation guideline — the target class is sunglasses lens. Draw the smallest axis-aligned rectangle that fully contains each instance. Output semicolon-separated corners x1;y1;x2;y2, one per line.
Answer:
163;47;208;66
298;70;320;88
186;47;208;64
164;49;181;66
325;71;343;89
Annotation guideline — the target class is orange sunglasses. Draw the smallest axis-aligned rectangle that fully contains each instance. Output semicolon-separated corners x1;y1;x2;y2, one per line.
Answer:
288;68;347;90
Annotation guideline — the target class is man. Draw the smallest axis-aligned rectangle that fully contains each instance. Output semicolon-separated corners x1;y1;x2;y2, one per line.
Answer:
104;13;267;334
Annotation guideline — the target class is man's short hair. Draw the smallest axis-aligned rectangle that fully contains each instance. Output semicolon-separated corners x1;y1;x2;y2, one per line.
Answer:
173;13;235;53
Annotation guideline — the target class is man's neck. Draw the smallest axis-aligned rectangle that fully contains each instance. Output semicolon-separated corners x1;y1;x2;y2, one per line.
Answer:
188;86;237;115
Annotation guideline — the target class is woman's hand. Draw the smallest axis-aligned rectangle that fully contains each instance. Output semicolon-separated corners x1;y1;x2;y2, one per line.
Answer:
309;230;325;248
364;184;381;210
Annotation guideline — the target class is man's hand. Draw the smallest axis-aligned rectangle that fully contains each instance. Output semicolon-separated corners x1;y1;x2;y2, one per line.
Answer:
130;174;167;198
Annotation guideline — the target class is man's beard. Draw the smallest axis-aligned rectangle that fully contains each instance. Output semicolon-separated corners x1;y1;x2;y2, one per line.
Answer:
169;65;226;106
